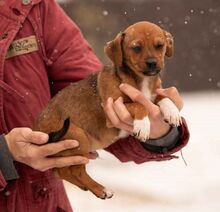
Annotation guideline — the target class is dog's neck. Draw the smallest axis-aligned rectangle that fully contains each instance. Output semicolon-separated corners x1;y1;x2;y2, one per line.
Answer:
115;64;160;91
114;64;161;103
115;63;141;85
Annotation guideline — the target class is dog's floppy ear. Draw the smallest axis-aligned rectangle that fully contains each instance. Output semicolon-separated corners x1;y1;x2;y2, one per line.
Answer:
164;31;174;57
104;32;124;67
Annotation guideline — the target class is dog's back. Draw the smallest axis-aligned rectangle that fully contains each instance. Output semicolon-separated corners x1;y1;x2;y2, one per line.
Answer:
34;70;121;149
34;74;101;134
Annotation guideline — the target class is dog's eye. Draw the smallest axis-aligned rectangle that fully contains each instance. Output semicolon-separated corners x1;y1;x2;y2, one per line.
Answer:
155;43;164;50
132;46;142;53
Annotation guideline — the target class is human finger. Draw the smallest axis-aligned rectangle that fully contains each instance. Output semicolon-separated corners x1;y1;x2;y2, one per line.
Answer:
119;83;158;112
37;139;79;157
21;129;49;145
36;156;89;171
104;97;133;132
113;97;133;125
156;87;184;110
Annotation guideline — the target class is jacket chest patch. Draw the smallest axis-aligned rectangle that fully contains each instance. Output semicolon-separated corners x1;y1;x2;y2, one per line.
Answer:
6;35;39;59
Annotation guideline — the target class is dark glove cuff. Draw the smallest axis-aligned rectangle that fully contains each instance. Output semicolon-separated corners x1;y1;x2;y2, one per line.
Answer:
0;135;19;180
140;126;181;153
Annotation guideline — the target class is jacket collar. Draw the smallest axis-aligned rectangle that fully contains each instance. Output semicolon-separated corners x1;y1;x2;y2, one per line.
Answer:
11;0;42;17
12;0;42;10
0;0;42;23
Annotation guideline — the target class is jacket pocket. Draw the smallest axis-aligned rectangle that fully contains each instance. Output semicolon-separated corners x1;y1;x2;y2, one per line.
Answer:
0;80;25;103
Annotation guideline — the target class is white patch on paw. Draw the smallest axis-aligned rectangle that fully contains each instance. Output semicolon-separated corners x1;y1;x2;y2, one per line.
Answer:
158;98;181;127
133;116;150;141
103;188;114;199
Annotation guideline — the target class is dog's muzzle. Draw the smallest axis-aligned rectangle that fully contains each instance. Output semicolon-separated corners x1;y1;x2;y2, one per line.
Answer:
143;58;161;76
146;58;157;69
143;68;161;76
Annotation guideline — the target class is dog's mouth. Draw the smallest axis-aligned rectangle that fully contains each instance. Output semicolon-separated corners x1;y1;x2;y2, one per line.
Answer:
142;69;161;76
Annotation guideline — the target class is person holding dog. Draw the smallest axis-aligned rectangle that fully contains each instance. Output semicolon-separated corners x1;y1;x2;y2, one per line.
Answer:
0;0;189;211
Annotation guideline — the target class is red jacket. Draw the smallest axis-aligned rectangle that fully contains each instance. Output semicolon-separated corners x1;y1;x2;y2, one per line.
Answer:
0;0;189;211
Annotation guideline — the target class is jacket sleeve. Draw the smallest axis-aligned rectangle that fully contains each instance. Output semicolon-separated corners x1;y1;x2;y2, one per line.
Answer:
0;135;19;191
105;118;189;164
40;0;102;95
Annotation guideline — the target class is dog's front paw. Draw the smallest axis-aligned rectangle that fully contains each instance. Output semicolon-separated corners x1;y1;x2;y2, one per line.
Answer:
158;98;181;127
133;117;150;141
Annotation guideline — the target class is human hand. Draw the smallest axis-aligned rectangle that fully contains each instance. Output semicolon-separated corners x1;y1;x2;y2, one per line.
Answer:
5;128;89;171
103;84;183;139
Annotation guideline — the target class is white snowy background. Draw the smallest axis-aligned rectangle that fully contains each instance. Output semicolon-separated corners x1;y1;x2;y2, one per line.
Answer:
64;91;220;212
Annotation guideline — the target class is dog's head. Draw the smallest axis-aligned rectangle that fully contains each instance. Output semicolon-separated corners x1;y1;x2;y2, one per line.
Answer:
104;21;174;77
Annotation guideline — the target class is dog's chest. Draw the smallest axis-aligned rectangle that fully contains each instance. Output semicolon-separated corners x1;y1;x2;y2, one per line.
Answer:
141;78;153;100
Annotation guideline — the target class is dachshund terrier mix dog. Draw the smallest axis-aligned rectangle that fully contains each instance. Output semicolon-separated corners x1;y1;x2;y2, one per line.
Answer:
34;21;181;199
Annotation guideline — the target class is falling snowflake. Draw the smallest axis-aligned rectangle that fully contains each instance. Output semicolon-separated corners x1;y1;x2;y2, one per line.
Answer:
103;10;108;16
5;191;10;196
200;10;205;15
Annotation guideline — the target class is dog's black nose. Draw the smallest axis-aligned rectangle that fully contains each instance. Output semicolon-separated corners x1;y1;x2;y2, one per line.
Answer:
146;58;157;69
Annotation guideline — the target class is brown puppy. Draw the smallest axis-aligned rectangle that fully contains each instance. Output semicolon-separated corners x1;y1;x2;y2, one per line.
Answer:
33;21;181;199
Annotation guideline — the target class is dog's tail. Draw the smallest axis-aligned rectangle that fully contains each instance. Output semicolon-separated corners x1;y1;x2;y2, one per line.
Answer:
48;117;70;143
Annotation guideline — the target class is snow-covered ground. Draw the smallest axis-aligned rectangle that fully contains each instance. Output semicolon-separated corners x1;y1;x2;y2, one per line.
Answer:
64;91;220;212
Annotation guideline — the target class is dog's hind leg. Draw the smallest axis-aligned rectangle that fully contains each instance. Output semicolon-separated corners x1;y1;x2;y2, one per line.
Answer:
56;165;113;199
76;165;114;199
53;123;113;199
53;167;88;191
